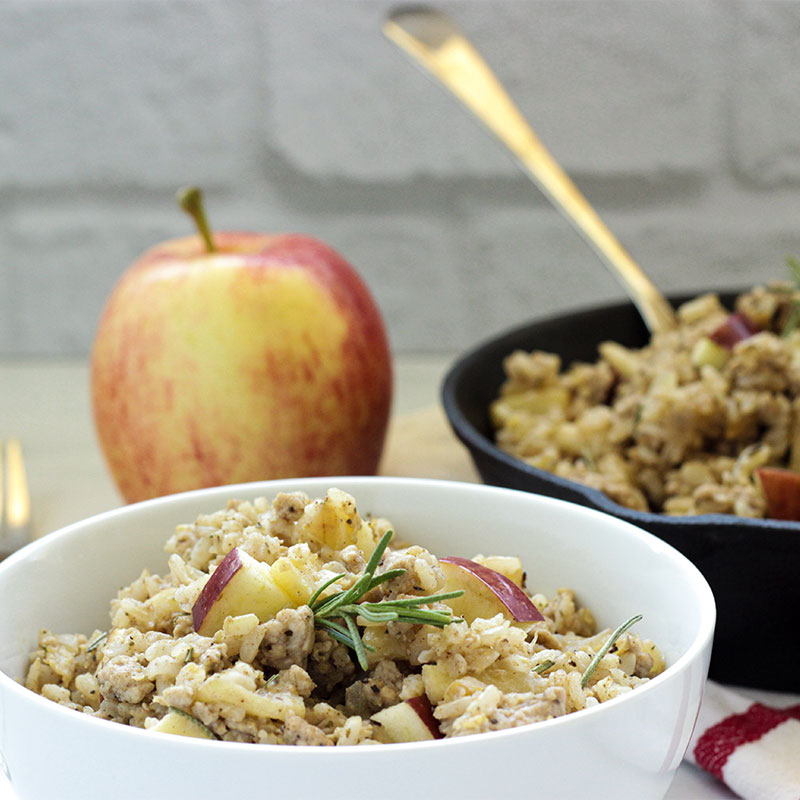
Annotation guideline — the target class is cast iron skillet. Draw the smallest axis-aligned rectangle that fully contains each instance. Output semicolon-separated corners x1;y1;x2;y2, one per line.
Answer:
442;291;800;691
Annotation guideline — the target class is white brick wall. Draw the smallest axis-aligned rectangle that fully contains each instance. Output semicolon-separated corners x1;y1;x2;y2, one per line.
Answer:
3;0;800;357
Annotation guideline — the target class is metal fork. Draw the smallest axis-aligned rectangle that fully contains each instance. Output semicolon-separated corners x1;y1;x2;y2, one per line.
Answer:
0;439;32;558
383;6;677;335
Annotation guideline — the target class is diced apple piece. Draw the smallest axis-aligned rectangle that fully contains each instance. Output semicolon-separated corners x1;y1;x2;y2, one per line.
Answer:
691;337;729;369
709;312;758;349
756;467;800;521
371;696;442;742
510;386;570;414
480;665;535;694
490;387;569;427
192;548;293;636
439;557;544;624
361;626;408;662
421;663;455;705
221;613;260;638
150;708;218;740
650;370;678;394
196;674;304;720
269;556;313;606
471;555;525;588
354;519;380;560
302;488;366;552
598;341;638;379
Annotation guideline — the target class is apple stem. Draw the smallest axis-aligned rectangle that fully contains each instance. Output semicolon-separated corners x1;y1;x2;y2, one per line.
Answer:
177;186;216;253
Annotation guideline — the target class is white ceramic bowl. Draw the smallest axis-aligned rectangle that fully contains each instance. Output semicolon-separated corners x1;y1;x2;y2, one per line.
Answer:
0;477;714;800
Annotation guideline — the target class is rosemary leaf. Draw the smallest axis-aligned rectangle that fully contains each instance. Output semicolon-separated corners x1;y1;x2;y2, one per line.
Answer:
580;614;643;688
321;570;374;610
310;578;365;616
632;402;644;437
371;590;465;607
307;572;348;608
361;568;407;590
338;600;460;626
314;616;356;644
345;614;370;671
346;606;400;624
787;255;800;285
87;632;108;653
364;530;394;574
375;606;456;626
782;301;800;338
532;659;555;675
167;706;220;740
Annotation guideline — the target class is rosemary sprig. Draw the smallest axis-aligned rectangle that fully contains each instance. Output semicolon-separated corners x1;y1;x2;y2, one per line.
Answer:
631;402;644;437
580;614;643;688
309;530;464;669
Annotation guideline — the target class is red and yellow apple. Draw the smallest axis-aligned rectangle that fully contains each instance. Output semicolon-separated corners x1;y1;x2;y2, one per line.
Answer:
91;188;392;503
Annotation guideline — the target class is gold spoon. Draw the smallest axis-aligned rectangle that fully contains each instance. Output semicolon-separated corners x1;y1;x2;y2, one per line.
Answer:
383;6;677;335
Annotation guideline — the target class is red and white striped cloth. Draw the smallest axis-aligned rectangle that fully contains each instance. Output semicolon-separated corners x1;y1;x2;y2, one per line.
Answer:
686;681;800;799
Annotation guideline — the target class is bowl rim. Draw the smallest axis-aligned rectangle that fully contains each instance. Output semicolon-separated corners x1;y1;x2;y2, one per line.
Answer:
0;476;715;752
441;296;800;532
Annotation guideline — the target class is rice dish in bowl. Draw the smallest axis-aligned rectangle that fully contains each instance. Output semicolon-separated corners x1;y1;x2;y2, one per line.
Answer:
0;477;714;800
23;488;665;745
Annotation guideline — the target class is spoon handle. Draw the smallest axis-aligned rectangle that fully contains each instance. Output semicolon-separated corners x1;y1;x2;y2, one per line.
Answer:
384;7;677;335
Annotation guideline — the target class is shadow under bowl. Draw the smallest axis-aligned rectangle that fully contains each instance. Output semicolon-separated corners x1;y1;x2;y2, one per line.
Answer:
442;292;800;691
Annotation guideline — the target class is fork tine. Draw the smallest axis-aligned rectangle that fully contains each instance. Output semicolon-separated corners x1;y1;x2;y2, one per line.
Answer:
1;439;32;557
5;439;30;530
0;439;4;541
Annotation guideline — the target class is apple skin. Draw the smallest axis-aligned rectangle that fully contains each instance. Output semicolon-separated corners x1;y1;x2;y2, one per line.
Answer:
405;695;443;739
371;696;443;742
756;467;800;521
192;547;244;634
191;546;297;636
91;232;392;503
709;312;758;349
471;554;525;587
439;556;544;624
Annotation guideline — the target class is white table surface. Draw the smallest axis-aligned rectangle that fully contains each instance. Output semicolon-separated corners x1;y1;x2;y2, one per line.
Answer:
2;356;796;799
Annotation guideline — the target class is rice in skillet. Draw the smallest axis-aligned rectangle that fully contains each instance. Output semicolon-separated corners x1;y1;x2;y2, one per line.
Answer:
492;283;800;518
25;489;663;744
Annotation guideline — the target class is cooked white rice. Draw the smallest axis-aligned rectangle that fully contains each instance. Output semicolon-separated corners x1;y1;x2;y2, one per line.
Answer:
25;489;664;745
